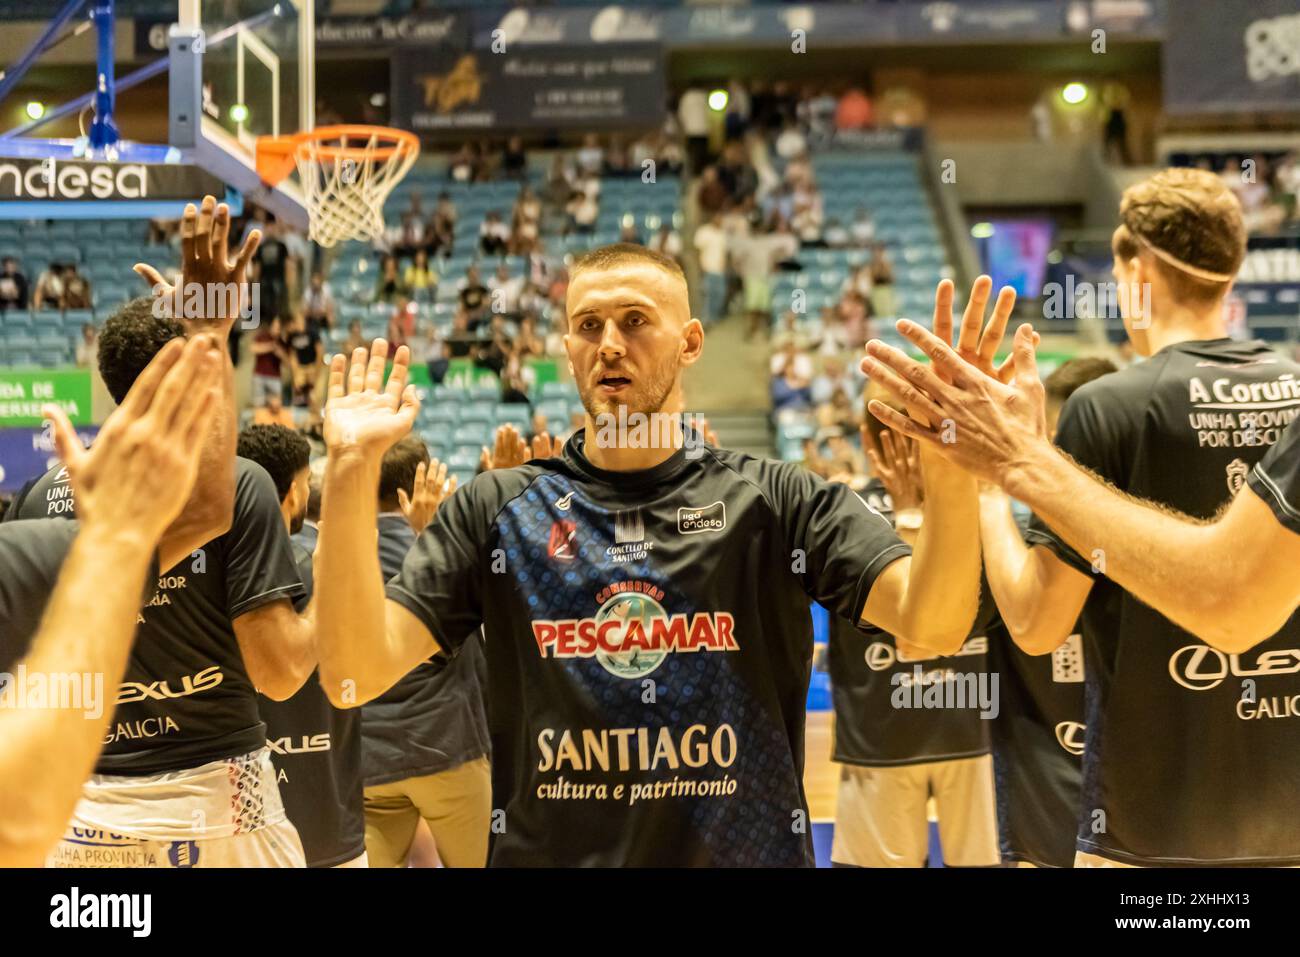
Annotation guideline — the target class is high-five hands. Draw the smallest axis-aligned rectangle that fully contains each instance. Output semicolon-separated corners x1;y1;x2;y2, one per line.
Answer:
398;458;456;533
864;426;923;512
324;339;420;461
480;424;564;471
860;275;1050;487
133;195;261;333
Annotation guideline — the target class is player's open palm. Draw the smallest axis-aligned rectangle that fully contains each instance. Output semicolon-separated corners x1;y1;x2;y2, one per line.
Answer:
399;458;455;533
42;335;222;542
133;194;261;333
324;339;420;461
864;427;923;511
480;424;529;471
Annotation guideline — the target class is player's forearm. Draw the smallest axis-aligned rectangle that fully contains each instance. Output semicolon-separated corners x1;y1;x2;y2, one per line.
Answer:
314;453;393;707
897;455;981;654
157;347;235;571
0;526;151;865
977;487;1058;652
1006;444;1263;652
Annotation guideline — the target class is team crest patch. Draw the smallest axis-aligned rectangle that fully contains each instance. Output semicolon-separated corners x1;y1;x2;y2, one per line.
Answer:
1226;458;1249;496
548;520;578;562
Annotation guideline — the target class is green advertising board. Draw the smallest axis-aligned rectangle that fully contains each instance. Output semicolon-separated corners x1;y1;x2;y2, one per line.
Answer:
406;358;560;390
0;368;93;427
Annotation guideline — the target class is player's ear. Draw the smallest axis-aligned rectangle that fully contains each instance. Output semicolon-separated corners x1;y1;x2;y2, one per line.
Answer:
680;317;704;367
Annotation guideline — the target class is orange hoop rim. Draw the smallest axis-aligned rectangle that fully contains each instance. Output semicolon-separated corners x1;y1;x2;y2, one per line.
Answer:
256;124;420;186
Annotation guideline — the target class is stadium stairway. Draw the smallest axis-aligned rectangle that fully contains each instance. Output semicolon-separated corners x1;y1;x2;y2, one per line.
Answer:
694;409;773;460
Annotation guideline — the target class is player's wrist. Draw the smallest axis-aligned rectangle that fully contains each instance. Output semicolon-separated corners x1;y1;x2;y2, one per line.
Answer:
1002;441;1063;506
75;518;160;562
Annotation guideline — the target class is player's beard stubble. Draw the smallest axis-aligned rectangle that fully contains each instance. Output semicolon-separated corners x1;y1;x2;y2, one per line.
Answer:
577;352;680;423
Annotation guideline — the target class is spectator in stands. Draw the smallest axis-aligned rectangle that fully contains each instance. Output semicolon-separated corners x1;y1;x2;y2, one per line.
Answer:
480;210;511;256
542;155;576;219
678;87;711;173
566;189;599;236
75;323;98;369
791;180;825;245
603;136;632;178
474;315;512;378
799;85;839;148
457;265;490;327
619;219;643;245
302;270;336;333
256;219;293;322
396;212;425;258
812;355;864;411
724;80;752;142
448;143;480;183
784;151;814;190
696;166;729;216
824;217;851;248
62;265;92;310
33;263;65;310
850;206;877;246
420;322;450;386
827;291;871;354
488;262;524;317
285;310;323;418
843;262;875;301
386;297;417;351
693;212;729;325
374;254;406;304
576;133;604;178
501;136;528;181
736;220;799;339
775;121;808;161
0;257;29;311
770;341;814;415
648;222;682;262
403;248;438;300
717;141;757;205
515;315;544;361
405;189;425;222
822;429;868;482
836;88;874;131
511;185;542;254
251;317;287;408
447;310;475;358
344;318;365;356
769;338;814;384
868;243;896;318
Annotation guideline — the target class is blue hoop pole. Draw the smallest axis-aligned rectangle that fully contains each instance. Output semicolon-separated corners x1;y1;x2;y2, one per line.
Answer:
88;0;118;149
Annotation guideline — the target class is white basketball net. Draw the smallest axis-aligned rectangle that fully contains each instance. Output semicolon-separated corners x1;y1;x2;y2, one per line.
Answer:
293;129;418;248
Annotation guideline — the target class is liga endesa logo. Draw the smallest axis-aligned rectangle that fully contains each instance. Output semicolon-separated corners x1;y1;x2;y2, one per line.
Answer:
531;580;738;679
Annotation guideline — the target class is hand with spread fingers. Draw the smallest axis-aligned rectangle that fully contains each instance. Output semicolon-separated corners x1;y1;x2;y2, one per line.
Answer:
42;334;224;542
398;458;456;533
861;313;1050;487
323;338;421;462
133;194;261;333
529;431;565;460
481;424;529;471
864;425;923;512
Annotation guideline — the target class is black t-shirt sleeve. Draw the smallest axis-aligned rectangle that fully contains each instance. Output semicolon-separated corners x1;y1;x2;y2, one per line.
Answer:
386;472;518;654
0;520;79;666
757;458;911;626
224;459;307;619
1248;417;1300;535
1026;389;1124;576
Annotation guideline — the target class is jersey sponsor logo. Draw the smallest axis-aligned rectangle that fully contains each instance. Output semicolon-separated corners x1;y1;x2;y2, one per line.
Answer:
115;665;224;704
1168;644;1300;691
865;635;986;671
266;733;331;755
1055;720;1086;755
677;501;726;535
555;491;575;511
532;581;738;678
1188;374;1300;411
103;715;180;744
1051;634;1084;683
166;840;200;868
547;519;578;562
1226;458;1250;495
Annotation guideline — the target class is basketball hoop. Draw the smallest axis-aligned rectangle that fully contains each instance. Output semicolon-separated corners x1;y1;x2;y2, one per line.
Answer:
256;125;420;248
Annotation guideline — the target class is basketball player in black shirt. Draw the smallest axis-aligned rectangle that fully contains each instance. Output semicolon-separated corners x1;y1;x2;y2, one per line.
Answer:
0;336;221;865
865;168;1300;866
237;424;368;868
312;245;988;866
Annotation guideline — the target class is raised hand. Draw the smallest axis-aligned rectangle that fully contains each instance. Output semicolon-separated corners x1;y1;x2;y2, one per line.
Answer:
480;424;528;471
861;322;1049;487
529;431;565;460
42;335;223;543
398;458;456;533
864;426;923;511
133;195;261;333
324;339;420;462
